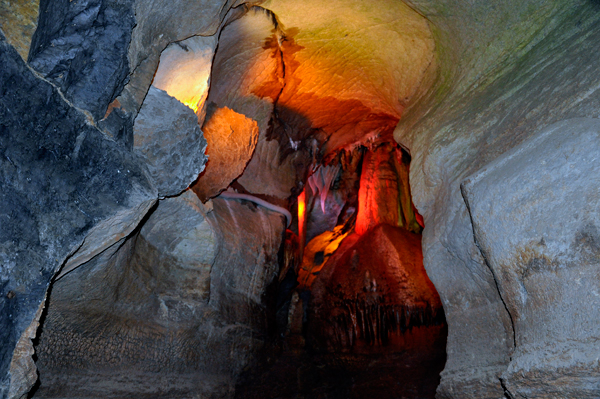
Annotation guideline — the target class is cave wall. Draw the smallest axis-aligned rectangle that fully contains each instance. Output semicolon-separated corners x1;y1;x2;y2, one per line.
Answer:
0;29;156;398
33;191;285;398
3;0;600;398
395;1;600;397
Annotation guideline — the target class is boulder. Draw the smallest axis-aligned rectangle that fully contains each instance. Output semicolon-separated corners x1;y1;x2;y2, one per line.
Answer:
133;86;208;197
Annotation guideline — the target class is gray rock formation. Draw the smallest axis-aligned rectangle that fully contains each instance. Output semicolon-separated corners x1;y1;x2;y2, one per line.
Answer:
33;191;286;397
462;118;600;398
28;0;135;120
0;31;155;397
395;1;600;396
133;86;208;197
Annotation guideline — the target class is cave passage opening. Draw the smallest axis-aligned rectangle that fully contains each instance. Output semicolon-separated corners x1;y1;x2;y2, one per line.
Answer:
232;142;447;398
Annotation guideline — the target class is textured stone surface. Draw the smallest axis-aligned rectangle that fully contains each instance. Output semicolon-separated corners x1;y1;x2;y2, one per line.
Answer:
33;192;285;398
462;118;600;398
262;0;435;154
394;1;600;396
133;86;208;197
0;0;38;60
206;7;310;200
309;225;443;352
191;106;258;201
28;0;135;120
139;190;216;302
7;301;43;399
0;32;155;397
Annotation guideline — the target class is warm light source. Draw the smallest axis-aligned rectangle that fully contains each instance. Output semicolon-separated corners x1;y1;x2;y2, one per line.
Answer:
298;189;306;261
152;36;216;114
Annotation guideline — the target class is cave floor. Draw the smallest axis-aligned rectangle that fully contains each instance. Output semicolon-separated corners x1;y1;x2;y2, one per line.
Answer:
31;327;446;399
235;325;447;399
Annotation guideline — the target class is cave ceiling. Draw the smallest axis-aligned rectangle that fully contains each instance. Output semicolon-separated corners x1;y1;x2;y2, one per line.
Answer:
148;0;435;161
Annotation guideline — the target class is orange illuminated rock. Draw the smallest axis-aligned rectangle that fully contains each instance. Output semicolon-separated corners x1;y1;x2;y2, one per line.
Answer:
297;225;350;290
355;144;402;235
207;7;311;199
192;107;259;202
355;144;421;235
309;224;443;352
262;0;435;153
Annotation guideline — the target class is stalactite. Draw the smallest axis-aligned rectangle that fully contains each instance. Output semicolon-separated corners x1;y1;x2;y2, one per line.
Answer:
326;295;444;349
307;163;341;213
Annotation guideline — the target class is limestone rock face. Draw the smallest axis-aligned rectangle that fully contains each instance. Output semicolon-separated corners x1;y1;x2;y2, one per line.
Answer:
116;0;246;116
394;1;600;396
139;190;216;302
192;107;259;201
462;118;600;398
262;0;435;153
206;7;310;199
0;33;155;397
133;86;208;197
207;197;285;328
33;191;285;398
28;0;135;120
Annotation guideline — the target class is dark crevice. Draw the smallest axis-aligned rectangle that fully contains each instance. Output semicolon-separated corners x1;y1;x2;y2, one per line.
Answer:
460;181;517;351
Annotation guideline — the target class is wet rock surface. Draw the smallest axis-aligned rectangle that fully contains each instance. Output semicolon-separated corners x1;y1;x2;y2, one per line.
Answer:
0;32;155;397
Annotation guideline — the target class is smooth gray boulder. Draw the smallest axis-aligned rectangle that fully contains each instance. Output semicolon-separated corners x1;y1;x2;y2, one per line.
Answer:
462;118;600;398
133;86;208;197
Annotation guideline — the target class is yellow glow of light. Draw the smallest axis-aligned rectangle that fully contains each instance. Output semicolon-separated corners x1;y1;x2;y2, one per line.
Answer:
152;37;215;114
